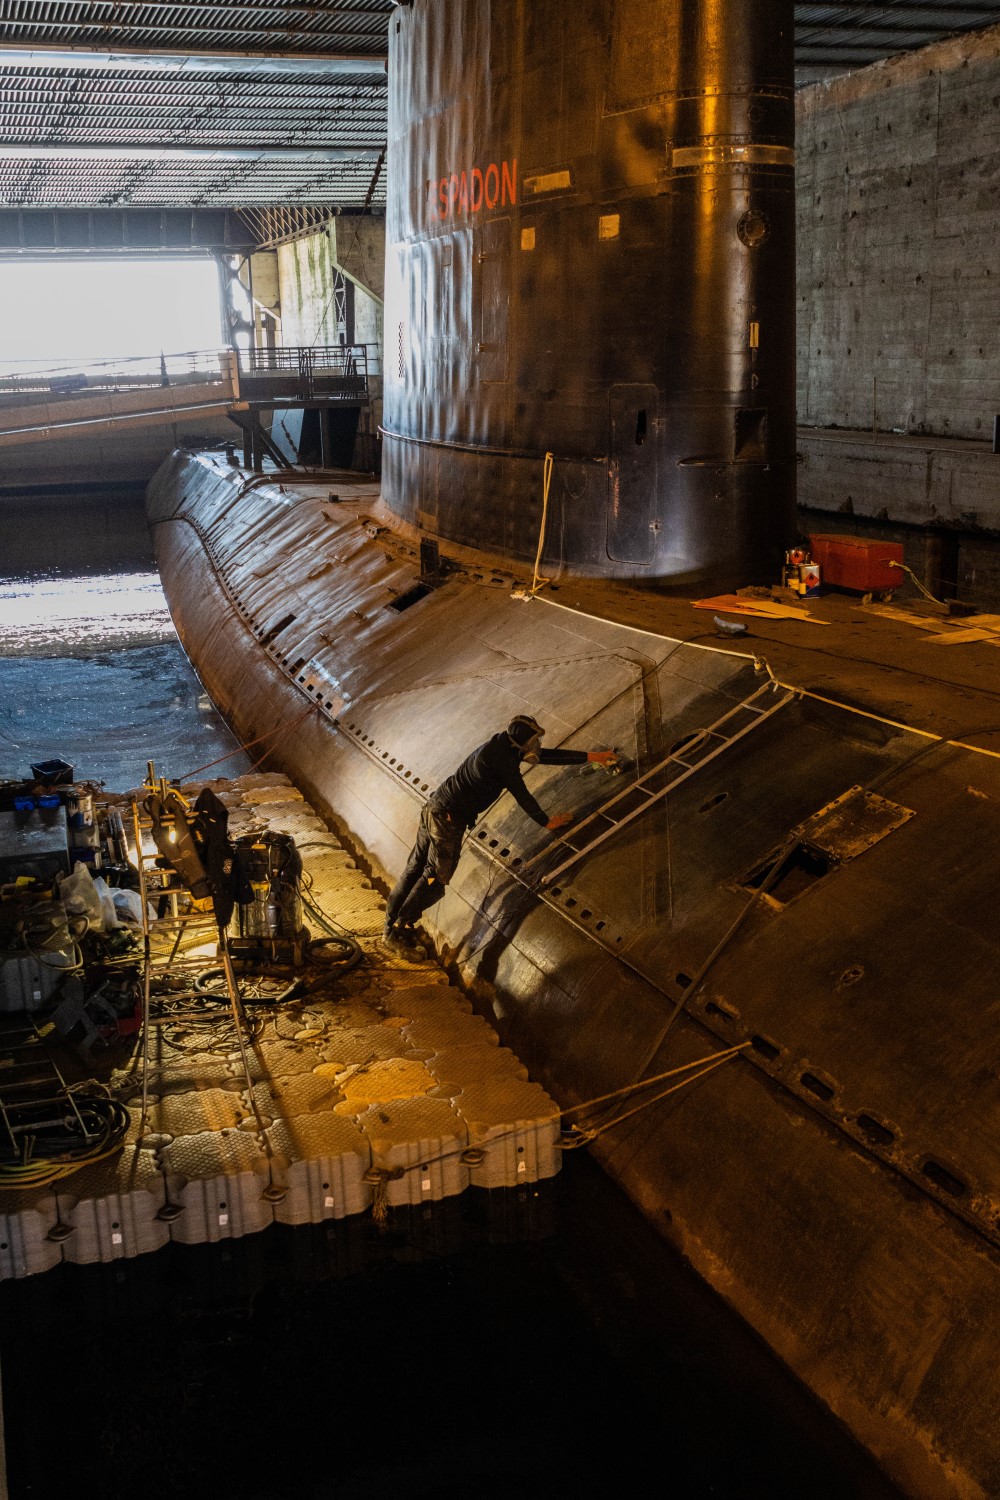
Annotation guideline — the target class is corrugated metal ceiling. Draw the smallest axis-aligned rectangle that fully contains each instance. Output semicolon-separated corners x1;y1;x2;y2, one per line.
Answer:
795;2;1000;81
0;3;997;213
0;1;393;55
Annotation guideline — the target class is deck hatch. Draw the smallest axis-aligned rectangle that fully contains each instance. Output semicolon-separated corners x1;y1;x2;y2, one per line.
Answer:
796;786;914;863
743;842;832;904
387;582;433;613
741;787;914;906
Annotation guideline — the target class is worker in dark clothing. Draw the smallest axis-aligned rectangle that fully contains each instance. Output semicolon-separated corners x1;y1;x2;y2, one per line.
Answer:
383;715;617;955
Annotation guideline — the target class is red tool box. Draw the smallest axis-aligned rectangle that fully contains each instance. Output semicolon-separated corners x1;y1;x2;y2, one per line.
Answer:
807;534;904;593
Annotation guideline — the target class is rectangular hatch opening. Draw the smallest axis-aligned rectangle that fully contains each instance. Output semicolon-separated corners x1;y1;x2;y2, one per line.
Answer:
742;842;832;906
387;582;433;613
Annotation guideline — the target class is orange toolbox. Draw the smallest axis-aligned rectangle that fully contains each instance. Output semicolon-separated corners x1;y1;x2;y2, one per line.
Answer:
807;534;903;593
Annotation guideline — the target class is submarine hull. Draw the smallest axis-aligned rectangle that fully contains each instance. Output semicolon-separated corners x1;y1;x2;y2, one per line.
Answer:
381;0;797;587
151;452;1000;1499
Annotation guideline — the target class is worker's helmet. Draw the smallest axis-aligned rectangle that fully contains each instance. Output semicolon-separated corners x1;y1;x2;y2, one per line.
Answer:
507;715;544;759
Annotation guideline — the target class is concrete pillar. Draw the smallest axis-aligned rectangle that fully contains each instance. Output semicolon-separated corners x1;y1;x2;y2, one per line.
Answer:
330;215;385;302
276;229;336;345
331;216;385;450
242;251;280;351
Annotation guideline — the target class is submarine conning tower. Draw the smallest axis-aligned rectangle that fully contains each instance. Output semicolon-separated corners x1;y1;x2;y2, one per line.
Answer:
381;0;796;588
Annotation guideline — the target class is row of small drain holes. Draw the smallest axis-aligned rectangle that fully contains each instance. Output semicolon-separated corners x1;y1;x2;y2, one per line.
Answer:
200;535;305;681
689;986;973;1205
205;573;333;715
234;601;348;717
468;828;625;939
345;723;433;792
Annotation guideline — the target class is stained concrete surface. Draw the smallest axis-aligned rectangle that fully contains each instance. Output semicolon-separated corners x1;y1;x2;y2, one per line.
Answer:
797;23;1000;444
795;22;1000;549
0;488;153;576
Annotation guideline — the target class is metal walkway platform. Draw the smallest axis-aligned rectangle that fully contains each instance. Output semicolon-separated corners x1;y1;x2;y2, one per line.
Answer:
0;774;560;1279
0;344;373;453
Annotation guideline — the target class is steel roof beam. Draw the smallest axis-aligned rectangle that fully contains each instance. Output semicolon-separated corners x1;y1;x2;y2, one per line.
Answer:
796;21;966;34
795;1;1000;11
0;21;388;46
0;46;387;78
0;2;388;13
795;42;918;54
0;143;382;161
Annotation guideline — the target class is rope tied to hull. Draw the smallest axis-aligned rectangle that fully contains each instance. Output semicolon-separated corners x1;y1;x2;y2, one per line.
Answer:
556;1043;750;1146
351;1043;750;1222
174;702;317;783
513;451;556;600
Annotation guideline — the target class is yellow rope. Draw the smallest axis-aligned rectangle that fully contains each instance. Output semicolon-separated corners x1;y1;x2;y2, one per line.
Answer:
0;1141;127;1190
525;451;555;597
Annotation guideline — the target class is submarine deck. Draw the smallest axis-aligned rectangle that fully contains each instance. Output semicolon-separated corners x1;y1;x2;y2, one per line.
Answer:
368;490;1000;748
0;773;560;1279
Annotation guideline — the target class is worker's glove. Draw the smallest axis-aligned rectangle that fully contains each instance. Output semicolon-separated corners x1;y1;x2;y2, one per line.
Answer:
587;750;618;766
546;812;571;832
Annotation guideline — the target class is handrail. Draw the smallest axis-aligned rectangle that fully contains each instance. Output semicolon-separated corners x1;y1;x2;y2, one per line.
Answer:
0;342;381;405
0;347;232;400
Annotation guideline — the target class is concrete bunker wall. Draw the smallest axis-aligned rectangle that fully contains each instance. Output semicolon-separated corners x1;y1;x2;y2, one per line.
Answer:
797;24;1000;442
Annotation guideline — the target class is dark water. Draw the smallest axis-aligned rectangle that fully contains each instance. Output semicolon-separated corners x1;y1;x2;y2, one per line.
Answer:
0;1157;899;1500
0;565;248;790
0;544;900;1499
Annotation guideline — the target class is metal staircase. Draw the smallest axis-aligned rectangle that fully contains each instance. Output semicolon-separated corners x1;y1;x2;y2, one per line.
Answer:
528;679;797;887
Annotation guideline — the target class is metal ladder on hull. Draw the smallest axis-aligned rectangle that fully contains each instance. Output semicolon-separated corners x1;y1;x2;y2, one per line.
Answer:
528;679;797;888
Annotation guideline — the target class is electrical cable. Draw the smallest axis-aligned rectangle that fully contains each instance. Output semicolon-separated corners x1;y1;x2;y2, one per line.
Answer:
0;1094;130;1189
150;988;266;1053
886;559;947;608
305;933;363;970
193;967;301;1005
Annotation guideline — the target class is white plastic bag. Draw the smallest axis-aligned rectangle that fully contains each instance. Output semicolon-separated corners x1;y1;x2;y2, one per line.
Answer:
58;862;103;932
111;887;156;926
91;876;120;931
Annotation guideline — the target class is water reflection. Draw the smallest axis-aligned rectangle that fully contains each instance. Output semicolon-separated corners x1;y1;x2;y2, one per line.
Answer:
0;570;173;657
0;567;247;790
